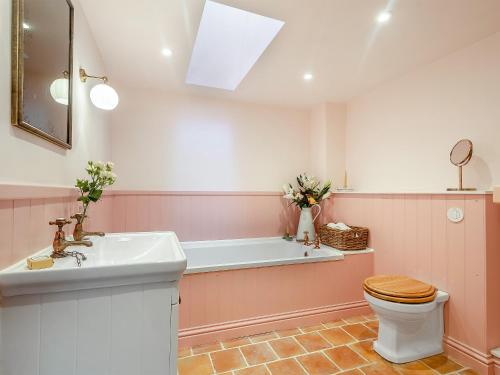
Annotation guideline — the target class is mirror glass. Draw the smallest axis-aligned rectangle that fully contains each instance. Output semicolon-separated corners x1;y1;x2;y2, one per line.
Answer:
12;0;73;148
450;139;473;166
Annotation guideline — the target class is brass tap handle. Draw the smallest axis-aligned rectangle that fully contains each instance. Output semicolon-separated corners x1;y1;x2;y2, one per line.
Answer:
314;235;321;249
303;231;310;245
49;218;72;231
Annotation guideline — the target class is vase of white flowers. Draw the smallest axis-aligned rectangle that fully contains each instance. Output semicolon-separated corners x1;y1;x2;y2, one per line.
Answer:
283;173;331;241
75;160;117;227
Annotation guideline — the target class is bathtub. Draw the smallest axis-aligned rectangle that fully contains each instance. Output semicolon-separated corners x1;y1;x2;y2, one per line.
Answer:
182;237;345;274
178;237;374;347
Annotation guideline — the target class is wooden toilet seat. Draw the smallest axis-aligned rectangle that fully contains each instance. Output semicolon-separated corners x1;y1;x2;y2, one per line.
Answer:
364;275;437;304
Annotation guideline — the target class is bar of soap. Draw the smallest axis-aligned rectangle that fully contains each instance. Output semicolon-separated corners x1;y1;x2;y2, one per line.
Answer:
27;256;54;270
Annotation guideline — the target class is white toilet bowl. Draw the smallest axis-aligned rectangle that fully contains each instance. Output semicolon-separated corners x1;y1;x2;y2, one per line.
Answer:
364;290;449;363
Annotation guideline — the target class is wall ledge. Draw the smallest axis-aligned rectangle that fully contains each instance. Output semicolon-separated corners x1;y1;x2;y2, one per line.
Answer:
334;190;492;196
0;183;77;200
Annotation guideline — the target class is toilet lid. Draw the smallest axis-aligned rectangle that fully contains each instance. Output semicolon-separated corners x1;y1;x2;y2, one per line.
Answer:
364;285;436;304
364;275;436;302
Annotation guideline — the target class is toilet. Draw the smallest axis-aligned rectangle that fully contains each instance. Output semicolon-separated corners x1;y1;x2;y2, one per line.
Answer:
363;275;449;364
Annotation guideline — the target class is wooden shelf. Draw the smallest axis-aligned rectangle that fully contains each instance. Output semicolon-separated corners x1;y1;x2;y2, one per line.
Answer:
494;186;500;203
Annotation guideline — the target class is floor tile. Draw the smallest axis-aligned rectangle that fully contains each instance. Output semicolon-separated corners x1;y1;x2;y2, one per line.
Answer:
295;332;331;352
240;342;277;366
267;358;306;375
337;370;364;375
324;345;368;370
323;319;345;328
301;324;325;333
210;348;246;372
349;340;385;363
178;315;477;375
364;313;377;321
394;360;436;374
178;354;213;375
235;365;271;375
458;370;479;375
342;323;378;341
192;341;222;354
297;352;339;375
269;337;305;358
360;362;400;374
178;347;192;358
223;336;252;349
320;327;355;346
276;328;302;337
364;320;379;332
343;316;367;324
250;332;279;343
421;354;463;374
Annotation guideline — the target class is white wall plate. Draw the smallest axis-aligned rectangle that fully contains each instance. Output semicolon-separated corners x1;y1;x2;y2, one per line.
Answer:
447;207;464;223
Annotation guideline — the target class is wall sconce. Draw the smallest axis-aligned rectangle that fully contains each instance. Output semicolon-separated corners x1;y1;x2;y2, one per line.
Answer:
80;68;119;110
50;71;69;105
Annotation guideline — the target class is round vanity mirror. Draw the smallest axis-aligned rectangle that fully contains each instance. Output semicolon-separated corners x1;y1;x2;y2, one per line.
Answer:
447;139;476;191
450;139;473;166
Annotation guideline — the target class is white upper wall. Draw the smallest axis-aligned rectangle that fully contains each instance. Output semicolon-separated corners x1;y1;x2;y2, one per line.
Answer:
110;89;310;191
346;32;500;191
0;0;111;187
309;103;346;188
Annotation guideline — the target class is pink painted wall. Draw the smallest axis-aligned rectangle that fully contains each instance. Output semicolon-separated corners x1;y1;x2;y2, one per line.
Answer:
486;196;500;350
0;194;113;269
110;192;299;241
346;32;500;191
332;192;500;359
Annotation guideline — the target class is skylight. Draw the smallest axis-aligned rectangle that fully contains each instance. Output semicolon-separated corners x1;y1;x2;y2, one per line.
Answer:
186;0;284;91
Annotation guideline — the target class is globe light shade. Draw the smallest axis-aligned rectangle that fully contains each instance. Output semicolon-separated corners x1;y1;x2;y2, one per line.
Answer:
90;83;119;110
49;78;69;105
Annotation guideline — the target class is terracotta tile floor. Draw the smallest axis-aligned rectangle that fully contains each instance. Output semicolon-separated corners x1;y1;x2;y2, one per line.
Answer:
178;314;478;375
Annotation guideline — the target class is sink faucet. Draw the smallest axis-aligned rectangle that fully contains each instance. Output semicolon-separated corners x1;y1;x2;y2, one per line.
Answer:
71;213;105;241
49;218;92;258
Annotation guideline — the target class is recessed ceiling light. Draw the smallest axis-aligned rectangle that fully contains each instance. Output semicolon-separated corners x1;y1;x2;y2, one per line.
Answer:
23;22;31;30
303;73;313;81
162;48;173;57
376;11;392;23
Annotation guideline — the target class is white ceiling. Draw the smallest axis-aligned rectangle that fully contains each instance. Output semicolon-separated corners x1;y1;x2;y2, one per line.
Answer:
80;0;500;109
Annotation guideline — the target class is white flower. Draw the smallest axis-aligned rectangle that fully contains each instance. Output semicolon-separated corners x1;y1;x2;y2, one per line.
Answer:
95;161;105;169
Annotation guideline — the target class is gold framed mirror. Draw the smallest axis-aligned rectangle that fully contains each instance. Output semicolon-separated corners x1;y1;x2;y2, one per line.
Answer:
11;0;74;149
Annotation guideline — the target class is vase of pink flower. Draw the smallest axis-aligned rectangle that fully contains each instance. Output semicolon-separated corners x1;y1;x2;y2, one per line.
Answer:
283;173;331;241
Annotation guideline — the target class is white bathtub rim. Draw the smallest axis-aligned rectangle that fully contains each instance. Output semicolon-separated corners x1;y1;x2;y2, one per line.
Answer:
181;237;374;274
184;253;342;274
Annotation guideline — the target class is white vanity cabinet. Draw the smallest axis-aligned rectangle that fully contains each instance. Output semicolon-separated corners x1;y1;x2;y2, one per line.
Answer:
0;232;187;375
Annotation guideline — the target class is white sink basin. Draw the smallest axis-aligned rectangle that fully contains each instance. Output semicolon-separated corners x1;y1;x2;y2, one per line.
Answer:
0;231;187;297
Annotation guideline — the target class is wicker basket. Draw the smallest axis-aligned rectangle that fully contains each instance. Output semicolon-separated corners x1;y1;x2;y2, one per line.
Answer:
318;224;369;251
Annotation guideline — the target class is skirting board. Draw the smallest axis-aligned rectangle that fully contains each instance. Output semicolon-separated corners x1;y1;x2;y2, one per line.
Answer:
444;336;496;375
178;300;371;348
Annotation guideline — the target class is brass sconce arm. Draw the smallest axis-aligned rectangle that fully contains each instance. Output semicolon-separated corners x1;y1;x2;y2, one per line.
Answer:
79;68;108;83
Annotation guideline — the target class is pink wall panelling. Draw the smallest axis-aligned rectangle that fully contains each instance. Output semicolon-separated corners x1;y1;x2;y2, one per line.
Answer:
178;253;374;347
0;195;113;269
110;192;300;242
486;195;500;350
332;193;500;373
